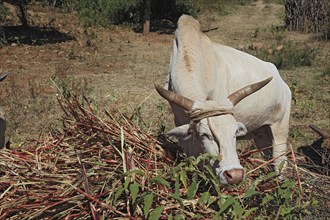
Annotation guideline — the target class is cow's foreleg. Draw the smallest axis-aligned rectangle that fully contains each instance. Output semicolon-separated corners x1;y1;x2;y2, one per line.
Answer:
252;125;273;160
270;120;289;173
253;123;288;173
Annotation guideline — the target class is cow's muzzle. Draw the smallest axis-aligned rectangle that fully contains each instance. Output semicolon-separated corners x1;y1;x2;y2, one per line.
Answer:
223;168;244;184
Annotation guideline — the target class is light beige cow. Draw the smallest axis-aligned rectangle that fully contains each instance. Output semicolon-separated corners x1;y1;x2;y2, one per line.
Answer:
0;73;7;148
155;15;291;184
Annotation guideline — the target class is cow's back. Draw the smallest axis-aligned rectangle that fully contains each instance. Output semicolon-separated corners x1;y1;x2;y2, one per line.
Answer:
213;44;291;131
168;15;291;131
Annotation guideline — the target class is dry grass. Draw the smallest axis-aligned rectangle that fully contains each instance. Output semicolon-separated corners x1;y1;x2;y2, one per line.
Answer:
1;95;328;219
0;96;172;219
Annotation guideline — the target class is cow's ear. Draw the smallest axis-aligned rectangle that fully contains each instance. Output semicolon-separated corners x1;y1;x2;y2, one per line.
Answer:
236;122;247;137
167;124;190;138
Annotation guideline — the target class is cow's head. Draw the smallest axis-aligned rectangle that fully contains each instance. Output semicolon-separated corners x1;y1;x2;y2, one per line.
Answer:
155;77;272;184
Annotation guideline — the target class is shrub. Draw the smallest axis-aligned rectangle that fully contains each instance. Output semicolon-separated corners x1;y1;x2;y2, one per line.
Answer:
251;42;317;69
74;0;199;27
274;43;317;68
0;4;10;22
74;0;141;27
151;0;198;23
0;5;9;46
0;28;7;47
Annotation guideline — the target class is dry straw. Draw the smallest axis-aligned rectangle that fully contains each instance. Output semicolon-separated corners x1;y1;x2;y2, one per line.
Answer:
0;95;328;219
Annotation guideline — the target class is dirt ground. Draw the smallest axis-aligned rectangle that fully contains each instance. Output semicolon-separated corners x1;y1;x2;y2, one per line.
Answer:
0;1;329;150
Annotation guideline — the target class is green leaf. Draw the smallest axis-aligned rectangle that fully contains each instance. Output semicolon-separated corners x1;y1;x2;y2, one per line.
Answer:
280;180;294;189
279;205;293;217
193;213;203;218
204;165;218;180
124;176;130;190
122;169;145;177
150;206;164;220
151;175;170;188
219;196;235;214
261;194;274;206
232;200;243;217
243;207;258;218
198;191;211;205
266;171;278;178
143;194;154;218
114;187;125;203
214;212;222;220
129;182;139;204
187;180;200;200
174;174;181;196
174;214;185;220
209;178;221;195
180;169;187;189
172;193;183;202
278;159;286;172
244;187;259;199
207;196;217;207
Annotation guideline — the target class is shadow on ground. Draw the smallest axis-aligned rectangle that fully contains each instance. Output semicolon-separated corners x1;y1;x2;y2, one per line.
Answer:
298;143;330;176
0;25;75;45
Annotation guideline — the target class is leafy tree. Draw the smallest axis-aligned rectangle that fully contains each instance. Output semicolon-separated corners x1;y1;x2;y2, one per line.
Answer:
143;0;151;35
74;0;197;28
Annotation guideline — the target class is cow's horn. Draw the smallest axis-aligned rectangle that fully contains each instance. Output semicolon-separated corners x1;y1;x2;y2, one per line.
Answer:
154;84;193;111
228;76;273;106
309;125;330;138
0;74;7;82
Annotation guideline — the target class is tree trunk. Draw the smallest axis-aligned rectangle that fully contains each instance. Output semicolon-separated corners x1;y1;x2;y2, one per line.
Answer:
0;74;7;148
143;0;151;35
0;111;6;149
17;2;28;27
2;0;29;26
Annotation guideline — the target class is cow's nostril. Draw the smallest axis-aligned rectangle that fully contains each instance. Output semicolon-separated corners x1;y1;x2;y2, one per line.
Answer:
224;168;244;184
224;170;232;179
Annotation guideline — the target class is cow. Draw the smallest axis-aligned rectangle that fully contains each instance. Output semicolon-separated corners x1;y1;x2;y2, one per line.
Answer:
155;15;291;184
0;73;7;148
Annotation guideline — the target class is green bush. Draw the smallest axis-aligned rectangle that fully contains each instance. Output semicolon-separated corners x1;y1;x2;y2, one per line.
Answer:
73;0;199;27
252;42;317;69
0;4;10;22
26;0;199;27
151;0;198;24
113;153;314;219
74;0;141;27
274;44;317;69
0;5;9;46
